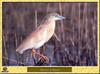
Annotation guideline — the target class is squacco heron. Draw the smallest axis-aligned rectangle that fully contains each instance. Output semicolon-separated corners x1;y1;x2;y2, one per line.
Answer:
16;13;65;63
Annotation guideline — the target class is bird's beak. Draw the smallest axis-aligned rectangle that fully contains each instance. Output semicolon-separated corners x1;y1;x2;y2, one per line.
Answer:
57;15;66;20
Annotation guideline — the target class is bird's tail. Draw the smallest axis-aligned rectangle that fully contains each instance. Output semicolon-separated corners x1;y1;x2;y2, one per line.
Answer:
16;48;24;54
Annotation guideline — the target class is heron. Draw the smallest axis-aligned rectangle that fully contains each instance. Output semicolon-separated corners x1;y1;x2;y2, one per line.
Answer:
16;13;65;63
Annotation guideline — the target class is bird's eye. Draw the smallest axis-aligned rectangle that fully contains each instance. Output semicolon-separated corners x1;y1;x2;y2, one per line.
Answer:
55;14;58;17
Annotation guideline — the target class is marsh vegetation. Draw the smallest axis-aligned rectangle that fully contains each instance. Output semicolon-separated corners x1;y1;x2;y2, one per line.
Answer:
2;2;97;66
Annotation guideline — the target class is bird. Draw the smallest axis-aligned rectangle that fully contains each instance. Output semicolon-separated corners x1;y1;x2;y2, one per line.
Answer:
16;12;65;63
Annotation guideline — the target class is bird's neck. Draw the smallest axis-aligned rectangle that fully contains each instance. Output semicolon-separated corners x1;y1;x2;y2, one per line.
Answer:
47;20;56;31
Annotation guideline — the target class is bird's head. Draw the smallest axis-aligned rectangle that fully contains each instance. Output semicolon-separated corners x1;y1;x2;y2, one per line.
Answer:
47;13;65;21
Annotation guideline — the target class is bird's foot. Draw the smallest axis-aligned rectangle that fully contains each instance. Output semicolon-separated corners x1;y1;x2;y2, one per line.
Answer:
32;48;49;64
39;55;49;64
32;48;36;57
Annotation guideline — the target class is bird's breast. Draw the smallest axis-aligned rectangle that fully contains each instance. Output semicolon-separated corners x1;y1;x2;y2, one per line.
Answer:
44;22;55;41
35;22;55;48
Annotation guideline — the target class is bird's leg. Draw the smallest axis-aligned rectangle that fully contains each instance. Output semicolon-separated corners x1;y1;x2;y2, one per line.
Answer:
32;48;36;57
38;46;49;63
35;52;49;63
40;46;45;55
32;48;49;63
38;46;44;61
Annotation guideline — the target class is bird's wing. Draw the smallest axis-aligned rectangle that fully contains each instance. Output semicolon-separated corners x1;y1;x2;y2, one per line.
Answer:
16;24;47;54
